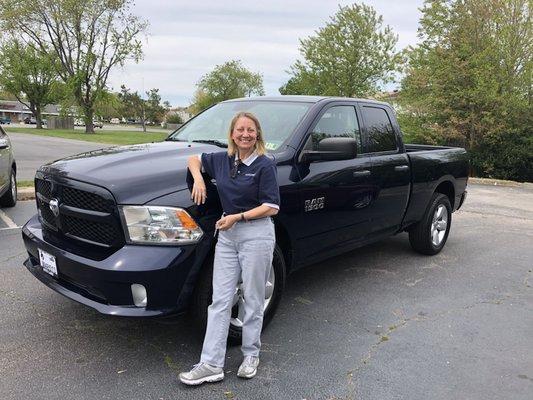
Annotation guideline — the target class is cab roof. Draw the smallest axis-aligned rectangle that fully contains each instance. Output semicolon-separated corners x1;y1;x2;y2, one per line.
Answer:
223;95;390;107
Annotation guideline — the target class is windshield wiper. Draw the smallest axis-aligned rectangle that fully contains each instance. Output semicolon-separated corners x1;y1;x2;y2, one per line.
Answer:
191;139;228;148
165;137;187;142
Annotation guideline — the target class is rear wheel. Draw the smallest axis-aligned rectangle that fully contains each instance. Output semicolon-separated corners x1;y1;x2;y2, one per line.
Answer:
409;193;451;255
191;244;286;344
0;168;17;207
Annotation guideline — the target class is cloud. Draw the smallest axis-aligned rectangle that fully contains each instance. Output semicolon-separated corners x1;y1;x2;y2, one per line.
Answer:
108;0;424;106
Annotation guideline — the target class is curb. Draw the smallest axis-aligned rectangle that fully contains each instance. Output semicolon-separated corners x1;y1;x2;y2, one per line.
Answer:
469;177;533;189
18;187;35;201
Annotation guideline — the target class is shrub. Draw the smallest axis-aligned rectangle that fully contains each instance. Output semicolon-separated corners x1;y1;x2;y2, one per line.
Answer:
165;114;183;124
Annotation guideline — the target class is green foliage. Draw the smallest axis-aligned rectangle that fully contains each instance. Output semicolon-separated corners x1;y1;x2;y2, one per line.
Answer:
279;3;401;97
400;0;532;181
0;40;60;127
118;85;166;131
165;113;183;124
191;60;264;114
0;0;148;133
0;89;18;100
94;90;122;121
470;130;533;182
144;88;166;124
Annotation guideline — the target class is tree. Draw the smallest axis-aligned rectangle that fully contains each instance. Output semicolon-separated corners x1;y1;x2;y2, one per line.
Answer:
279;3;401;97
165;113;183;124
190;60;265;114
400;0;532;181
94;90;122;122
118;85;165;131
118;84;143;126
0;0;148;133
0;40;60;128
144;88;165;126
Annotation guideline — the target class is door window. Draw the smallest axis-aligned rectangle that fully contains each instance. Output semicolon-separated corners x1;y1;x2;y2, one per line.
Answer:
362;106;397;153
310;106;362;153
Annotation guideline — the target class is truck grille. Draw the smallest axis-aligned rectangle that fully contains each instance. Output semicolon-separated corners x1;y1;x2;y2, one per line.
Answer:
63;215;119;245
62;186;113;213
35;177;124;248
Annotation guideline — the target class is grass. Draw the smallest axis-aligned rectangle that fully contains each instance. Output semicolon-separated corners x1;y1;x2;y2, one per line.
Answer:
17;180;34;188
5;126;170;145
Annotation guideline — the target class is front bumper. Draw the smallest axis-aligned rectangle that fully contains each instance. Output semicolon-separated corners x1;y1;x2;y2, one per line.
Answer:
22;214;209;317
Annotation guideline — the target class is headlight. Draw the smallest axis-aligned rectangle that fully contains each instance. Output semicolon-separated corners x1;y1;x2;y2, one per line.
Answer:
119;206;203;244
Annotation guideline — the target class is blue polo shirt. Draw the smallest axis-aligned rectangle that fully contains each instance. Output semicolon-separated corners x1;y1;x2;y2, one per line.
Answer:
200;151;280;215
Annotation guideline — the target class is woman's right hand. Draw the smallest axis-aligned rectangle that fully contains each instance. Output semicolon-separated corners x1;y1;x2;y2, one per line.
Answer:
191;178;207;205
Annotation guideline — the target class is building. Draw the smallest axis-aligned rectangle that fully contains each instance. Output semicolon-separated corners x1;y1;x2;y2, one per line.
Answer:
0;100;61;123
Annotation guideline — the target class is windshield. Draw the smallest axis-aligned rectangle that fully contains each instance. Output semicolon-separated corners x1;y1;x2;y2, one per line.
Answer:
167;101;312;151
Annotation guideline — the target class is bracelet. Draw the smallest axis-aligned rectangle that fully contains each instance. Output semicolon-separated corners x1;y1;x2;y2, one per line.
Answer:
240;212;246;222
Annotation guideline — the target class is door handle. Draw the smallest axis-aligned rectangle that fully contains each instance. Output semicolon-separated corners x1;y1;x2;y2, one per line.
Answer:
353;169;371;177
394;165;409;171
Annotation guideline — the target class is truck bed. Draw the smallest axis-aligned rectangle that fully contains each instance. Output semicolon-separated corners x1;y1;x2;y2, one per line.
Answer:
401;144;469;229
405;143;458;152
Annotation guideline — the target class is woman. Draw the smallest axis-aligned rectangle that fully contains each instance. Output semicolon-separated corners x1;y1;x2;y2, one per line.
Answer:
179;112;280;386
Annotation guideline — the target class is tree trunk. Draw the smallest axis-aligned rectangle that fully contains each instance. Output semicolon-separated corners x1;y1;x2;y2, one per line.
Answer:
35;105;43;129
84;106;95;134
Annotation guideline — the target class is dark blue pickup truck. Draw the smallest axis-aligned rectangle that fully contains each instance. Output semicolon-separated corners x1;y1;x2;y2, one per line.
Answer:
22;96;468;340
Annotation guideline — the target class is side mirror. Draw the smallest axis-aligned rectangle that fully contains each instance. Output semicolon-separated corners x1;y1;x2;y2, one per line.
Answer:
0;138;9;149
300;137;357;163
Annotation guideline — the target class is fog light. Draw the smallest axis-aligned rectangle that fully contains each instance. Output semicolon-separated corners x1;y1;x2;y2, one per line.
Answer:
131;284;147;307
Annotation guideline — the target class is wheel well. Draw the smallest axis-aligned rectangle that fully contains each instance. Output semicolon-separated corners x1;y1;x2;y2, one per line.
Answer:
274;221;293;273
435;181;455;209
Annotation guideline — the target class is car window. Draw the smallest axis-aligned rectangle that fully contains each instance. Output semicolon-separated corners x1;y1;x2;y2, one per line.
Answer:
310;106;362;153
362;106;397;153
168;101;312;152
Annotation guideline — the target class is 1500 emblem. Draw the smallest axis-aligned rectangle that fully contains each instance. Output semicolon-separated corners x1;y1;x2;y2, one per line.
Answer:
305;197;325;212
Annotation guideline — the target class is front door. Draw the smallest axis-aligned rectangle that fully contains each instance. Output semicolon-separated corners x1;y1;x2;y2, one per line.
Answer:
292;104;374;264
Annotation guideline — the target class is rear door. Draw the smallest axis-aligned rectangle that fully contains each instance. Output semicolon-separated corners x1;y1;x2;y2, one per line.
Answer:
360;104;410;236
293;103;374;262
0;126;10;191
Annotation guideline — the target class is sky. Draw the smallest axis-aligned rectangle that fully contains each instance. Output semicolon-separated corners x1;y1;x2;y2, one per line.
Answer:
107;0;425;107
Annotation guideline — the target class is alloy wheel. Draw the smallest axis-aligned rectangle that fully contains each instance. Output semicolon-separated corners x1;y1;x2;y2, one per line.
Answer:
431;204;448;246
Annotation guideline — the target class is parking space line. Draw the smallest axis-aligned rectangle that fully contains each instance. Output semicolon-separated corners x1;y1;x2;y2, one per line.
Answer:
0;210;20;229
0;226;21;231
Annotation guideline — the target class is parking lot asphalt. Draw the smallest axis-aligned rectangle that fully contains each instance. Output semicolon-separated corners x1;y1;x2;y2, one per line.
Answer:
7;132;108;181
0;184;532;400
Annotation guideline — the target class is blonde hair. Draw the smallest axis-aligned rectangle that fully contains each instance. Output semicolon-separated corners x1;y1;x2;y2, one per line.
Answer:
227;112;267;157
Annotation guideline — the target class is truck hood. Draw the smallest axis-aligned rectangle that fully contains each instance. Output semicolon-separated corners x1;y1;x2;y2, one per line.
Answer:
39;141;225;204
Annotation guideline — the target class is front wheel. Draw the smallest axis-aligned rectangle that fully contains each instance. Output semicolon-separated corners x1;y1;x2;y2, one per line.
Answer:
191;244;286;344
0;168;17;207
409;193;452;255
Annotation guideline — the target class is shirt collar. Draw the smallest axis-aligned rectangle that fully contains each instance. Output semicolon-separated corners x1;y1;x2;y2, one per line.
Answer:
236;151;258;166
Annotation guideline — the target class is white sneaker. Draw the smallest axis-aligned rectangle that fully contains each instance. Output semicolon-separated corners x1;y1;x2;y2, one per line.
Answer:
237;356;260;379
179;363;224;386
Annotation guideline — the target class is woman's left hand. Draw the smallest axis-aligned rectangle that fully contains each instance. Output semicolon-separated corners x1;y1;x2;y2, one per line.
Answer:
215;214;239;231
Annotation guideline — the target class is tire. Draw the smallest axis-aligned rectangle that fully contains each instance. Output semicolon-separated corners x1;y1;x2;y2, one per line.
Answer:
190;243;286;345
409;193;452;255
0;168;17;207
